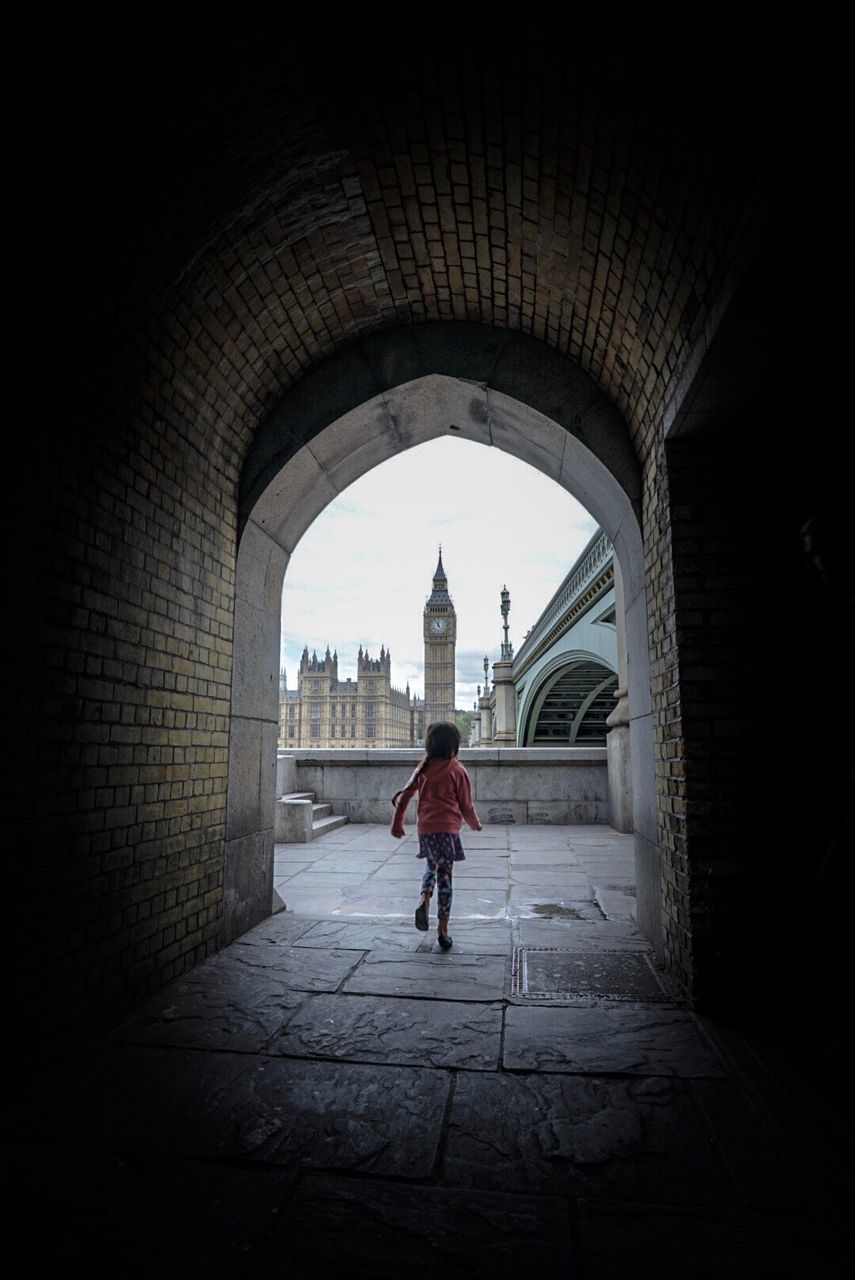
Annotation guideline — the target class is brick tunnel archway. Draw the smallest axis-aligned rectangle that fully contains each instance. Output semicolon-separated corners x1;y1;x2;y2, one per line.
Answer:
226;322;661;958
13;6;848;1054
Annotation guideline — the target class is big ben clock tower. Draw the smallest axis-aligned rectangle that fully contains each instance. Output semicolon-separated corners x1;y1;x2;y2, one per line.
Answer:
423;549;457;727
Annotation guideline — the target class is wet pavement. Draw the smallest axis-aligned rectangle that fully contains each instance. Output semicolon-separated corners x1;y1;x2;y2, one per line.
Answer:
6;825;851;1277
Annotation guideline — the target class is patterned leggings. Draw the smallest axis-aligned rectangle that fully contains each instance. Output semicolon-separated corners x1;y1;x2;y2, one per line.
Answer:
420;850;453;920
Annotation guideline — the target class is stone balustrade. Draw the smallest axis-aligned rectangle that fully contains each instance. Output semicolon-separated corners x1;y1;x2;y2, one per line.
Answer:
277;747;608;827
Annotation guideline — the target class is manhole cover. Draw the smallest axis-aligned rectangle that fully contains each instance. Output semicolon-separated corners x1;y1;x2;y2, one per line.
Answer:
511;948;670;1001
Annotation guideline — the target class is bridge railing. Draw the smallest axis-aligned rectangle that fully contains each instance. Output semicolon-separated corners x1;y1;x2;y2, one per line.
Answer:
513;528;613;671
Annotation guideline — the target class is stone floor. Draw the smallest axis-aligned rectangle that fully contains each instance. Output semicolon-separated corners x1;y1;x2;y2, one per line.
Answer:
6;825;852;1277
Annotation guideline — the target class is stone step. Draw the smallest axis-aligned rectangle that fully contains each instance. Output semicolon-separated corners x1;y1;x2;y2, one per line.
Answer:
311;813;349;839
283;791;315;802
312;803;332;820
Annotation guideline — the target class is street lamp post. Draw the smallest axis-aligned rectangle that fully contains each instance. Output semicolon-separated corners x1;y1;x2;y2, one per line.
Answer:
500;584;513;660
491;585;516;745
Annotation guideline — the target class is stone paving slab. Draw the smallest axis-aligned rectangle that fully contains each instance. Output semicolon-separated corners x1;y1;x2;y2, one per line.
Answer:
594;887;637;920
573;1197;850;1280
509;871;594;892
196;941;363;993
107;973;306;1052
273;846;330;862
343;951;508;1001
422;925;511;955
336;835;398;850
508;851;583;865
253;1173;575;1279
503;1003;727;1077
586;872;637;890
446;876;510;892
293;918;426;951
575;868;635;884
275;890;357;915
459;846;511;857
239;912;319;945
516;919;652;950
278;871;368;890
267;993;503;1070
566;827;628;839
286;916;511;957
456;857;512;875
450;892;509;918
571;851;635;864
511;899;604;921
217;1057;448;1177
332;893;417;917
299;858;386;874
443;1072;736;1205
506;839;573;849
461;842;511;851
272;861;313;880
367;861;427;880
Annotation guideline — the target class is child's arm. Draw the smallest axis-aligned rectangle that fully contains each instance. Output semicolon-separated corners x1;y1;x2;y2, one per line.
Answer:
390;756;426;838
390;785;416;838
456;767;483;832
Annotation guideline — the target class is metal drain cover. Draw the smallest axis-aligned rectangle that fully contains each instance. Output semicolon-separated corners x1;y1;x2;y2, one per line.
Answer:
511;948;670;1001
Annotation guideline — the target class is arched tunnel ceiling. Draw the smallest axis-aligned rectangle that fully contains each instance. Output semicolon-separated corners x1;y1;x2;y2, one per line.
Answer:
33;7;836;474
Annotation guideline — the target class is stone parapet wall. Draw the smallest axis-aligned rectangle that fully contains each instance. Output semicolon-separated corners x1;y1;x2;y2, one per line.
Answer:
282;748;608;827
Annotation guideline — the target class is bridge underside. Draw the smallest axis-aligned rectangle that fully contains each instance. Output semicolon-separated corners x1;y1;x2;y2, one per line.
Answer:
526;662;619;746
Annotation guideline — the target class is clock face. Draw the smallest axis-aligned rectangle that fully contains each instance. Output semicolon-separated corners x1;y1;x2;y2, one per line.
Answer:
430;617;447;633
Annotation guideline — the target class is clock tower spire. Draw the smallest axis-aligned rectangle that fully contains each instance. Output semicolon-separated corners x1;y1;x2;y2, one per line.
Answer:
423;547;457;727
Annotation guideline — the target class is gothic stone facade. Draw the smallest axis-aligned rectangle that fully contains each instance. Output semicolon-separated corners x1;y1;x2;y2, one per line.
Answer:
279;645;425;749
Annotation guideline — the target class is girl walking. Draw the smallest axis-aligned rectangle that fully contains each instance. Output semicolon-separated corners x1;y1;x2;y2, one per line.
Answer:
390;721;482;949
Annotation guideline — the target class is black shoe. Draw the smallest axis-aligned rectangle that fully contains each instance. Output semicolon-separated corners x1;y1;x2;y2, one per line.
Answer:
437;933;453;950
415;902;429;931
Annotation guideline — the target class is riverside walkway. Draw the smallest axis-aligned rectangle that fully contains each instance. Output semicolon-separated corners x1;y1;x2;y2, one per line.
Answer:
7;825;850;1277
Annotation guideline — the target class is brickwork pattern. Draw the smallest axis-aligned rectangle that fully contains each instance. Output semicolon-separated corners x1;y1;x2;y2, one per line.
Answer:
12;415;235;1038
13;9;819;1044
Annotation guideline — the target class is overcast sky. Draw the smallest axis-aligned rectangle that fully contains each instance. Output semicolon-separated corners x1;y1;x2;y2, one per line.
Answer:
280;437;597;708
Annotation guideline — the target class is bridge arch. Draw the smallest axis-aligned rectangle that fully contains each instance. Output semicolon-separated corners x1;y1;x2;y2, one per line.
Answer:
226;322;660;955
520;653;619;747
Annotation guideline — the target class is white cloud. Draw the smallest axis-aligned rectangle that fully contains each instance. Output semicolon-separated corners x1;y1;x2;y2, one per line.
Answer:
280;438;597;703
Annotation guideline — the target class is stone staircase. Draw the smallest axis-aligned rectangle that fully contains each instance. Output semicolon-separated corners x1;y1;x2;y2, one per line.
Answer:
275;790;348;843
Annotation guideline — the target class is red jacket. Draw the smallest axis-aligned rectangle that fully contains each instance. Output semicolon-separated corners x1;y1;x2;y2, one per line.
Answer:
391;756;482;837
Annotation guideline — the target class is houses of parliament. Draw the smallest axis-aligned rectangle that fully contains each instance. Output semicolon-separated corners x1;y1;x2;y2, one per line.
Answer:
278;553;456;749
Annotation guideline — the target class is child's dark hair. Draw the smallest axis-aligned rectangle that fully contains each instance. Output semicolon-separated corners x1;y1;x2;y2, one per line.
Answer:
425;721;460;759
391;721;460;806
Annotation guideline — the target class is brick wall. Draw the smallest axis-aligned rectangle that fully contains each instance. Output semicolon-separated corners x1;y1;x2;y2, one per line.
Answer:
11;389;239;1042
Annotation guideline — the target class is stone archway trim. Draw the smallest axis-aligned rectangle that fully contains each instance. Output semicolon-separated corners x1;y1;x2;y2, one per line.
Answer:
227;322;660;957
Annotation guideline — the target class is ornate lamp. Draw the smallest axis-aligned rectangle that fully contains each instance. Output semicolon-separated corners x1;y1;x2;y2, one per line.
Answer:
500;584;513;659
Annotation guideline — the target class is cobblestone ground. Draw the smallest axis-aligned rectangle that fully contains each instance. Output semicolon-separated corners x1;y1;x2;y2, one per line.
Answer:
7;827;851;1277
